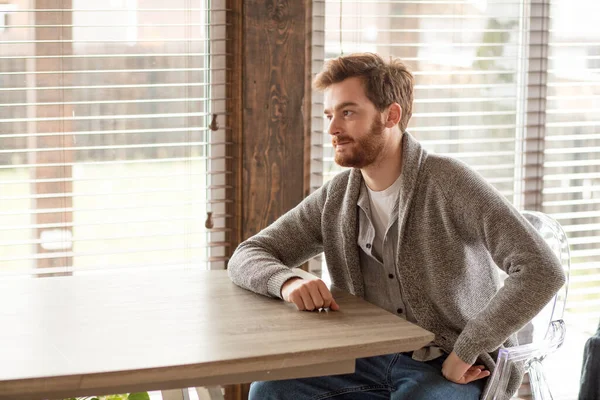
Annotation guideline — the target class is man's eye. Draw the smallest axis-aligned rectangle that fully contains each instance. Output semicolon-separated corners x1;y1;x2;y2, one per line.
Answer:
325;115;332;121
343;110;353;117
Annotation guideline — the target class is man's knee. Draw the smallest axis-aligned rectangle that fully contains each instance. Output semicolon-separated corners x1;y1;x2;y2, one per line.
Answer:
426;380;484;400
249;380;286;400
399;379;483;400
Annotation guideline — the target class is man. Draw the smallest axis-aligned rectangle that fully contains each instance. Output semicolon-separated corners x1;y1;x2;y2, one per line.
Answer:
228;53;565;400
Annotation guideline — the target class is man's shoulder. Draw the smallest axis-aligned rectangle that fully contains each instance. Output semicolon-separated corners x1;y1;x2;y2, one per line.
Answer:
421;152;504;205
422;152;480;185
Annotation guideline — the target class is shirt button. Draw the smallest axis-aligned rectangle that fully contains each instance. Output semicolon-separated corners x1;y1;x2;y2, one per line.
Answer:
388;273;394;279
366;243;372;249
397;308;403;314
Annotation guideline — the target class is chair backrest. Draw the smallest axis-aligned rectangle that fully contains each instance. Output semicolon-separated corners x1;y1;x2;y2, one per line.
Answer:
483;211;571;400
521;211;571;344
497;211;571;345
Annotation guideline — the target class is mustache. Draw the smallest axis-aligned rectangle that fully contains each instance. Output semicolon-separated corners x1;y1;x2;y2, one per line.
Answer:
332;136;353;145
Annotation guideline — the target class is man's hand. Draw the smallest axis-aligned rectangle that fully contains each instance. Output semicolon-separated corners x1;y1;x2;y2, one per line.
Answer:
281;277;340;311
441;351;490;384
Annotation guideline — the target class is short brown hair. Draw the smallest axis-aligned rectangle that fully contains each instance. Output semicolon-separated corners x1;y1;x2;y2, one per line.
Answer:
313;53;414;132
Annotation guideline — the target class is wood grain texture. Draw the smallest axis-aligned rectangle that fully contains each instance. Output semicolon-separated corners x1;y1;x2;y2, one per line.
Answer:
0;269;434;400
224;2;245;397
227;0;244;255
242;0;308;238
303;0;313;199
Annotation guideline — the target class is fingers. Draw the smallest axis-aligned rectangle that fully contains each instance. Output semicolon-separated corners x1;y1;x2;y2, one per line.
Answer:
316;280;336;309
463;368;491;383
317;280;340;310
455;366;490;384
442;354;490;385
464;367;482;378
329;298;340;311
285;279;339;312
289;292;306;311
307;282;324;309
299;287;316;310
441;352;471;384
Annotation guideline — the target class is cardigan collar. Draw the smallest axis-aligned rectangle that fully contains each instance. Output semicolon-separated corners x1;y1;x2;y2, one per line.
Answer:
339;132;427;297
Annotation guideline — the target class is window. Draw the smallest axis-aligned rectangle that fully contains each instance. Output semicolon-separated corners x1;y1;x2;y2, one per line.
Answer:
543;0;600;396
312;0;524;201
0;0;231;275
312;0;599;398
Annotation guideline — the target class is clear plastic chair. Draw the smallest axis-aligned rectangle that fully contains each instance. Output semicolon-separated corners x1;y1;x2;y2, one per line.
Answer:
482;211;571;400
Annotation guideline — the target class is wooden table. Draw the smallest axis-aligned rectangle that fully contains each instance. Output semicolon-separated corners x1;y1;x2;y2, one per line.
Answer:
0;268;434;400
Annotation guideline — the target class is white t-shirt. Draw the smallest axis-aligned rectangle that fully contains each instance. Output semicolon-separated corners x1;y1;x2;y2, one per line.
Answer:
364;173;444;362
365;173;402;261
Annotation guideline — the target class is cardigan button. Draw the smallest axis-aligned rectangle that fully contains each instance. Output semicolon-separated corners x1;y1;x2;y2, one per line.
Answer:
397;308;403;314
366;243;372;249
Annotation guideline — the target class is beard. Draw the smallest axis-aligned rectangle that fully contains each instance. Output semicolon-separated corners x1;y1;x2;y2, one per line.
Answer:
333;116;386;168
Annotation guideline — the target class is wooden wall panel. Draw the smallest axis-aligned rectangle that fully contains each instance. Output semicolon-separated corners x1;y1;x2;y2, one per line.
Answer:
225;1;312;399
241;0;310;239
227;0;245;255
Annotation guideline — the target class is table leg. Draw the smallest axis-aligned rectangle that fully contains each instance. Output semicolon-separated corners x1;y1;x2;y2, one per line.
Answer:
161;386;223;400
196;386;225;400
161;388;190;400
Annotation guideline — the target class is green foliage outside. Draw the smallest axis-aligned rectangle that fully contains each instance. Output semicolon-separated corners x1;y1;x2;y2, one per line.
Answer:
64;392;150;400
473;18;519;83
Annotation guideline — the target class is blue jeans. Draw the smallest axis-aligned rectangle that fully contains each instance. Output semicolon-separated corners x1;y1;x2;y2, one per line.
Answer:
249;352;486;400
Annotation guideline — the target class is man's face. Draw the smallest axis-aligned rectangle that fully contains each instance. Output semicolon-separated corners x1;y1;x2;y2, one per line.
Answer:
323;77;386;168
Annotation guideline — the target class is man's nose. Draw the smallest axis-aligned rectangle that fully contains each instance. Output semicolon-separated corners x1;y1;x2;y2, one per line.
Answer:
327;117;341;136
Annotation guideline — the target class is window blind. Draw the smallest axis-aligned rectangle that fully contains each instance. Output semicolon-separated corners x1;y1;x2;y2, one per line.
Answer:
311;0;526;201
0;0;232;276
543;0;600;330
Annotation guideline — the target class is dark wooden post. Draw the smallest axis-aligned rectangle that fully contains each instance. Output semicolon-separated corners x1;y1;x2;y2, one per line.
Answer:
225;0;312;399
240;0;311;238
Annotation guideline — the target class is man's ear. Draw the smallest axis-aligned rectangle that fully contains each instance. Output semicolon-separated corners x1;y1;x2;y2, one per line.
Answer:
385;103;402;128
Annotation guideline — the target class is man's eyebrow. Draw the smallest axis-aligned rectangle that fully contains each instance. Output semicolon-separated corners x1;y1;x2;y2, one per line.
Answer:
323;101;360;114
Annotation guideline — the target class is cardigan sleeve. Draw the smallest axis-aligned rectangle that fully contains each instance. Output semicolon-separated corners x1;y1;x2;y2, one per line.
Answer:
439;159;566;365
227;181;329;299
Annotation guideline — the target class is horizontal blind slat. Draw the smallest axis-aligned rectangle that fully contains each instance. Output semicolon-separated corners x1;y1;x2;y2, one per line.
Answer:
6;23;229;28
0;216;233;232
0;112;229;124
0;97;224;108
0;186;232;201
0;261;230;278
0;81;228;92
1;126;230;140
0;38;228;44
0;171;229;186
0;141;231;155
0;52;229;60
10;8;229;11
0;202;232;217
0;156;232;170
0;67;228;76
0;233;227;248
